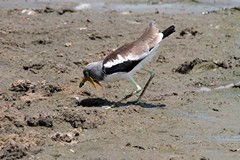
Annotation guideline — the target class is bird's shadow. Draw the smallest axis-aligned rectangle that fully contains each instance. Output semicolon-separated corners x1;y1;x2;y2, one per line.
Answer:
78;97;166;108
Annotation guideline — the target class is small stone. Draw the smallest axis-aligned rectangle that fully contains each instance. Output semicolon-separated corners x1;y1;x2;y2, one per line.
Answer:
212;108;219;112
26;117;39;126
65;42;72;47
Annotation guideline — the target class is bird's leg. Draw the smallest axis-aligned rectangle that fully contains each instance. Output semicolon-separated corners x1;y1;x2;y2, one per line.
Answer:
118;77;142;103
134;68;155;103
108;78;141;108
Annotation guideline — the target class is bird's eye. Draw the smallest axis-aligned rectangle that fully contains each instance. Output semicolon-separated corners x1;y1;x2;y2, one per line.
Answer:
83;71;89;76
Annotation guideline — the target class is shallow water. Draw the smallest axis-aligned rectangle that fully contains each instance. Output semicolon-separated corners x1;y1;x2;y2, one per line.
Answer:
1;0;240;14
79;1;240;14
183;111;216;120
214;134;240;142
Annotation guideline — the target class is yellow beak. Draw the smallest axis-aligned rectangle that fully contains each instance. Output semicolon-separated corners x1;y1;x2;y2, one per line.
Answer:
79;76;103;91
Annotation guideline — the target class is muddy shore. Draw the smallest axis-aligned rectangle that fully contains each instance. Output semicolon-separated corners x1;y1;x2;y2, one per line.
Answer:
1;1;240;160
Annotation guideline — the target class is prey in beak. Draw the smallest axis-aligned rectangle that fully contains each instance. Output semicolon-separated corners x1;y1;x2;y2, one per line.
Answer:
79;76;103;91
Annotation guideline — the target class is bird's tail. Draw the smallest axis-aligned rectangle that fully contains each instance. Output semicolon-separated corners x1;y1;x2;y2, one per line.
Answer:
162;25;175;39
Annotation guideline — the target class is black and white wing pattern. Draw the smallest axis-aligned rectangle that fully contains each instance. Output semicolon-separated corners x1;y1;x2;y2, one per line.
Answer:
102;22;175;75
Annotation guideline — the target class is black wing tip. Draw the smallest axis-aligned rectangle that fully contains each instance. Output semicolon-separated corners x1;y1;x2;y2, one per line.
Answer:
162;25;175;39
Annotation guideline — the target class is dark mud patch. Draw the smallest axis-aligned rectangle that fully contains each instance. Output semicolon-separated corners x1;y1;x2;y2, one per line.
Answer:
7;79;63;102
0;139;28;160
62;109;106;129
35;6;75;15
8;79;63;96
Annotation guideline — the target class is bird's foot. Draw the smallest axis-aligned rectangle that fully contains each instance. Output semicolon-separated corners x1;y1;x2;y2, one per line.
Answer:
102;103;119;109
126;99;140;105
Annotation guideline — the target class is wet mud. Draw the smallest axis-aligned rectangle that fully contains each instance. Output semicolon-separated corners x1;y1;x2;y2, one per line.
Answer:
0;0;240;160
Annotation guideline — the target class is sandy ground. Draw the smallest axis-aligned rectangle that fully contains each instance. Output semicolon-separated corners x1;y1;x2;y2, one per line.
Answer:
1;1;240;160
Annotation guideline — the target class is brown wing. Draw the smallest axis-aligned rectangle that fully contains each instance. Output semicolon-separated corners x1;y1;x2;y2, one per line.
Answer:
103;22;163;69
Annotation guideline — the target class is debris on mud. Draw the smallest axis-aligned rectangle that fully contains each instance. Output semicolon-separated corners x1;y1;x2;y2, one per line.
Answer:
51;129;81;143
0;139;28;160
52;132;75;143
9;80;36;92
62;109;106;129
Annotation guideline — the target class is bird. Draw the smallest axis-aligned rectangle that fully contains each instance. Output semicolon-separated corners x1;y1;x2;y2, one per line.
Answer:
79;21;175;104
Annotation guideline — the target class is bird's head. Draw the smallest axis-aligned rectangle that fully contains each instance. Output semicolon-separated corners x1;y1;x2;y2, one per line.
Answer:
79;62;103;90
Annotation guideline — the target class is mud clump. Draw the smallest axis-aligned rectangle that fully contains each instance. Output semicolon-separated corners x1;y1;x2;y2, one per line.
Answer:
43;84;62;97
174;58;235;74
51;129;81;143
174;58;205;74
63;109;106;129
9;80;36;92
52;133;75;143
0;139;28;160
179;27;202;37
25;116;53;128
